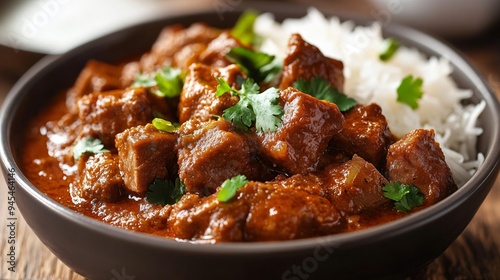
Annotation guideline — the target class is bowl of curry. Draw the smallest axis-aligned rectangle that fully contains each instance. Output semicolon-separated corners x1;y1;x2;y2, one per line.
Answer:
1;3;499;280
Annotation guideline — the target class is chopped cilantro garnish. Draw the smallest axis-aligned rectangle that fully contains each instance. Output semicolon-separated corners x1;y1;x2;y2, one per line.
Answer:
215;77;233;97
146;178;186;205
152;118;177;133
293;77;357;112
226;47;282;83
132;66;184;98
217;175;249;202
379;38;400;61
382;182;424;213
231;10;259;46
73;137;109;160
397;75;423;110
216;77;283;132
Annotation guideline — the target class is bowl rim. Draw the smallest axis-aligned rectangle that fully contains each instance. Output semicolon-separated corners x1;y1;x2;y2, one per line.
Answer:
1;5;500;254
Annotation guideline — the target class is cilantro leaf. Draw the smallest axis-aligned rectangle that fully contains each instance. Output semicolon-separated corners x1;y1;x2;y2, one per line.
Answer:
379;38;400;61
240;76;261;95
152;118;177;133
226;47;282;83
215;77;232;97
216;77;283;132
231;10;259;46
146;178;186;205
217;175;249;202
223;97;255;131
132;66;184;98
247;88;282;132
132;73;156;88
73;137;109;160
382;182;424;213
396;75;424;110
293;77;356;112
154;67;184;97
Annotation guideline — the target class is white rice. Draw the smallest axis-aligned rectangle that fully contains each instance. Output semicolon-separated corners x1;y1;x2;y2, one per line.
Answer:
254;8;484;186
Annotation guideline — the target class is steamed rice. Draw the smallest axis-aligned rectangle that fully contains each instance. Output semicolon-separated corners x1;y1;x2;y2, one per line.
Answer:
254;8;484;186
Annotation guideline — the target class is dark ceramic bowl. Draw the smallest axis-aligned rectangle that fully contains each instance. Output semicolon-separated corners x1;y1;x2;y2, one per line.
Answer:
1;3;499;280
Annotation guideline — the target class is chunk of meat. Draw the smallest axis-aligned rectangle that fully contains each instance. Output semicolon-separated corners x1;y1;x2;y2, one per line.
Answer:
173;43;208;72
386;129;457;206
67;60;123;113
115;124;178;195
273;173;327;197
167;180;345;242
167;194;249;242
177;119;269;196
140;23;220;73
120;64;179;122
330;104;391;170
256;87;344;174
198;31;246;67
75;153;124;202
321;155;390;214
76;88;153;147
120;61;141;87
279;33;344;92
178;64;240;123
242;181;345;241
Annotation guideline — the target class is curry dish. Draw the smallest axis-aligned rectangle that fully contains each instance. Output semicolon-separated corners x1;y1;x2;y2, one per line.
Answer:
21;21;457;242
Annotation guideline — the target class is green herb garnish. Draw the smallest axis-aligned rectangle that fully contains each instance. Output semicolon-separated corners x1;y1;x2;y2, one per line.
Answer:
379;38;400;61
226;47;281;83
146;178;186;205
293;77;357;112
231;10;259;46
217;175;249;202
216;77;283;132
397;75;424;110
73;137;109;160
382;182;424;213
132;66;184;98
152;118;177;133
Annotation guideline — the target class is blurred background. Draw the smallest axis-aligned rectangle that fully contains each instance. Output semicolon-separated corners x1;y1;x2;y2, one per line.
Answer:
0;0;499;82
0;0;499;279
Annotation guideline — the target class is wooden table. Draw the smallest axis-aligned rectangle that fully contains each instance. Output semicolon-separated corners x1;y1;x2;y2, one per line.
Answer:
1;1;499;279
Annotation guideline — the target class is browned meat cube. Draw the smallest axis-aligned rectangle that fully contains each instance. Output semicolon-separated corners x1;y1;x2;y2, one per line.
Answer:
120;61;141;87
120;61;178;121
198;31;246;67
273;173;327;197
279;33;344;92
386;129;457;206
173;31;245;72
178;64;240;123
115;124;178;195
242;181;344;241
256;87;344;174
67;60;123;113
177;119;268;195
75;153;124;202
330;104;391;170
77;88;153;147
173;43;208;72
321;155;390;214
167;180;345;242
167;194;249;242
140;23;220;73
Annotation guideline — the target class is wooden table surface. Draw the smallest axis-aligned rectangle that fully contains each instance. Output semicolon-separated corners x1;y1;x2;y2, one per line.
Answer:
1;1;499;279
